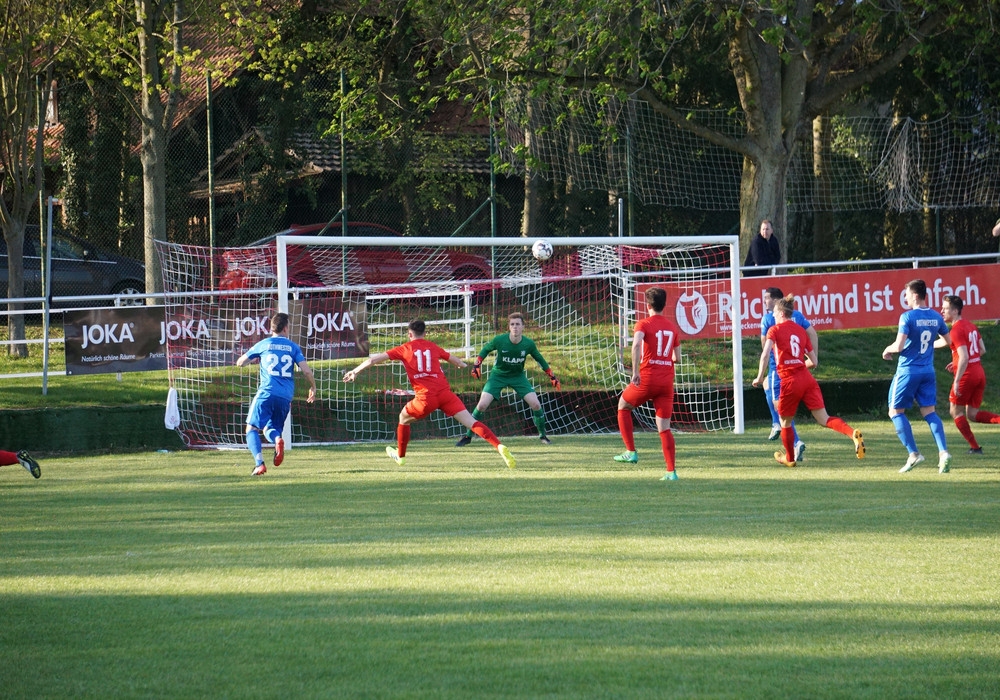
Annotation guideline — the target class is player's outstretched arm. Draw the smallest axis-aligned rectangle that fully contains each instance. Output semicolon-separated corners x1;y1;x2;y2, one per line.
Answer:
343;352;390;382
298;360;318;403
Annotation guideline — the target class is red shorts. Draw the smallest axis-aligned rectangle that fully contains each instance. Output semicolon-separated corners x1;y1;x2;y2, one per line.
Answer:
621;376;675;419
950;365;985;407
404;390;468;420
774;371;824;417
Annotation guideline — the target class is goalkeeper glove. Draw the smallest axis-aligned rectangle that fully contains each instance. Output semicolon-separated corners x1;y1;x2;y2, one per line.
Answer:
471;357;483;379
545;368;561;390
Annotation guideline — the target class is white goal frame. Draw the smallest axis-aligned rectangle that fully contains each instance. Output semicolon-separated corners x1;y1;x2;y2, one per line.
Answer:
275;235;744;435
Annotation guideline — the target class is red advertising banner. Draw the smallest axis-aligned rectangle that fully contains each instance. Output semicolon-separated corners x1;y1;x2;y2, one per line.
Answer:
651;262;1000;339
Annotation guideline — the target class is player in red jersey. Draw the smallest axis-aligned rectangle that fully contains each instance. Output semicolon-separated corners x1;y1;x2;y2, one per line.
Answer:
936;295;1000;454
612;287;682;481
752;296;865;467
343;319;516;469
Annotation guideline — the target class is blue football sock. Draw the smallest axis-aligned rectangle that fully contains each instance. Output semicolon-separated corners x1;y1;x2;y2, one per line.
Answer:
924;412;948;452
891;414;918;454
246;430;264;465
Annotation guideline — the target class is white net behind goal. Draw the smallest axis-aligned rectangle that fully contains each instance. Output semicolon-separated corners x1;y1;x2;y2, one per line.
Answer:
156;236;741;448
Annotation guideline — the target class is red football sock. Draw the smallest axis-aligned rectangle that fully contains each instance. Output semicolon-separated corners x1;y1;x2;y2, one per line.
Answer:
471;421;500;448
396;424;411;457
974;410;1000;425
954;416;980;449
824;416;854;437
781;427;795;461
618;410;635;452
0;450;18;466
659;429;676;471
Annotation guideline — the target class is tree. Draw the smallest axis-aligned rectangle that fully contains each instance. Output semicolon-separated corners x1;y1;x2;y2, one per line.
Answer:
70;0;253;296
232;1;491;234
439;0;988;259
0;0;71;355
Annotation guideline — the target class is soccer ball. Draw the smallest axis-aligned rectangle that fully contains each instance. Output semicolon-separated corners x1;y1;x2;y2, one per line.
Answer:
531;239;553;261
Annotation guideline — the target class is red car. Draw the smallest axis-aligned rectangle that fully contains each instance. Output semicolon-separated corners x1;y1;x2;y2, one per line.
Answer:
219;222;494;293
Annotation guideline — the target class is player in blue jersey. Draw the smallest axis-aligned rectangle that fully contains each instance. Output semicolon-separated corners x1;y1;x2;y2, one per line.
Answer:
882;279;951;474
236;312;317;475
761;287;817;462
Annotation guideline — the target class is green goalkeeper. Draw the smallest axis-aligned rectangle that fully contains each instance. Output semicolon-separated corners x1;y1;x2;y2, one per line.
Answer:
456;312;561;446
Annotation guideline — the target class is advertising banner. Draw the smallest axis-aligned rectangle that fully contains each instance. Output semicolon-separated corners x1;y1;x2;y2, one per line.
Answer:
64;306;168;375
63;296;370;375
651;262;1000;339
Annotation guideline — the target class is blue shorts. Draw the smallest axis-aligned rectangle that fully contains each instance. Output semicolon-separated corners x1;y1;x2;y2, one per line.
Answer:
247;393;291;435
767;367;783;400
888;371;937;410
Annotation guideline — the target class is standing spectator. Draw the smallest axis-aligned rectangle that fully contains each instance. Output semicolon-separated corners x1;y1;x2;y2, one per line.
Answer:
882;279;952;474
761;287;817;462
343;319;516;470
236;312;317;476
456;312;560;447
743;219;781;276
991;217;1000;237
752;296;865;467
612;287;682;482
0;450;41;479
936;295;1000;454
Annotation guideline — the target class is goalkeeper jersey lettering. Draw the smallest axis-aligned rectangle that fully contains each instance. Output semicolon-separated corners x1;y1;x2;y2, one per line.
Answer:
478;334;548;379
387;339;452;394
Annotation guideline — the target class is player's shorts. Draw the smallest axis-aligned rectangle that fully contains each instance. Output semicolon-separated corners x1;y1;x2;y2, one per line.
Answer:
483;374;536;400
950;365;986;407
404;390;468;420
247;393;291;436
773;371;824;417
621;376;675;419
888;370;937;410
767;367;784;401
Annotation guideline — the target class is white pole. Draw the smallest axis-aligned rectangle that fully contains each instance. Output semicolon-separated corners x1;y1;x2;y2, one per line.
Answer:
730;239;744;434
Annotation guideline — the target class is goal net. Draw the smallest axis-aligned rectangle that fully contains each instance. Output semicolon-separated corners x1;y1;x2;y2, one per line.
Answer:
156;235;742;449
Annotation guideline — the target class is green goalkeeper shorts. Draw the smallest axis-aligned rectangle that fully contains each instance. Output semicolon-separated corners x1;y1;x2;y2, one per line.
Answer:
483;374;537;399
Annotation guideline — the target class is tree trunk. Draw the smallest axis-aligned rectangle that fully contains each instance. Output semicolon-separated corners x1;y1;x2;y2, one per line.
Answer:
520;101;543;239
812;116;835;262
140;96;167;299
738;154;789;266
4;224;28;357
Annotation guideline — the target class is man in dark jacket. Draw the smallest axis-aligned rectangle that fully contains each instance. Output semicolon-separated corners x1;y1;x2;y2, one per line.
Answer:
744;219;781;276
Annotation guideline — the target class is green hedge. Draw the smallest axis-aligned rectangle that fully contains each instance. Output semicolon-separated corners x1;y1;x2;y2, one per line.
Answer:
5;380;892;453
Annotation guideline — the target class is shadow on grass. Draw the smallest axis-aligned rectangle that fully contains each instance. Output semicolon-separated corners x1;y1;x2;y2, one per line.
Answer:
3;590;997;698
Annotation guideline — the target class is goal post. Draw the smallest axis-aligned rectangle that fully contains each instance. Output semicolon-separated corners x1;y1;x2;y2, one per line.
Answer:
157;234;742;449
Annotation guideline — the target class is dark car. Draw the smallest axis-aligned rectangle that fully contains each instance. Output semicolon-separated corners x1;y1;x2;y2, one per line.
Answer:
220;222;493;292
1;226;146;305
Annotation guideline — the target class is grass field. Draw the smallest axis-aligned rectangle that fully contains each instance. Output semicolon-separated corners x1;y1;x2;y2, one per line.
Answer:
3;421;998;698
